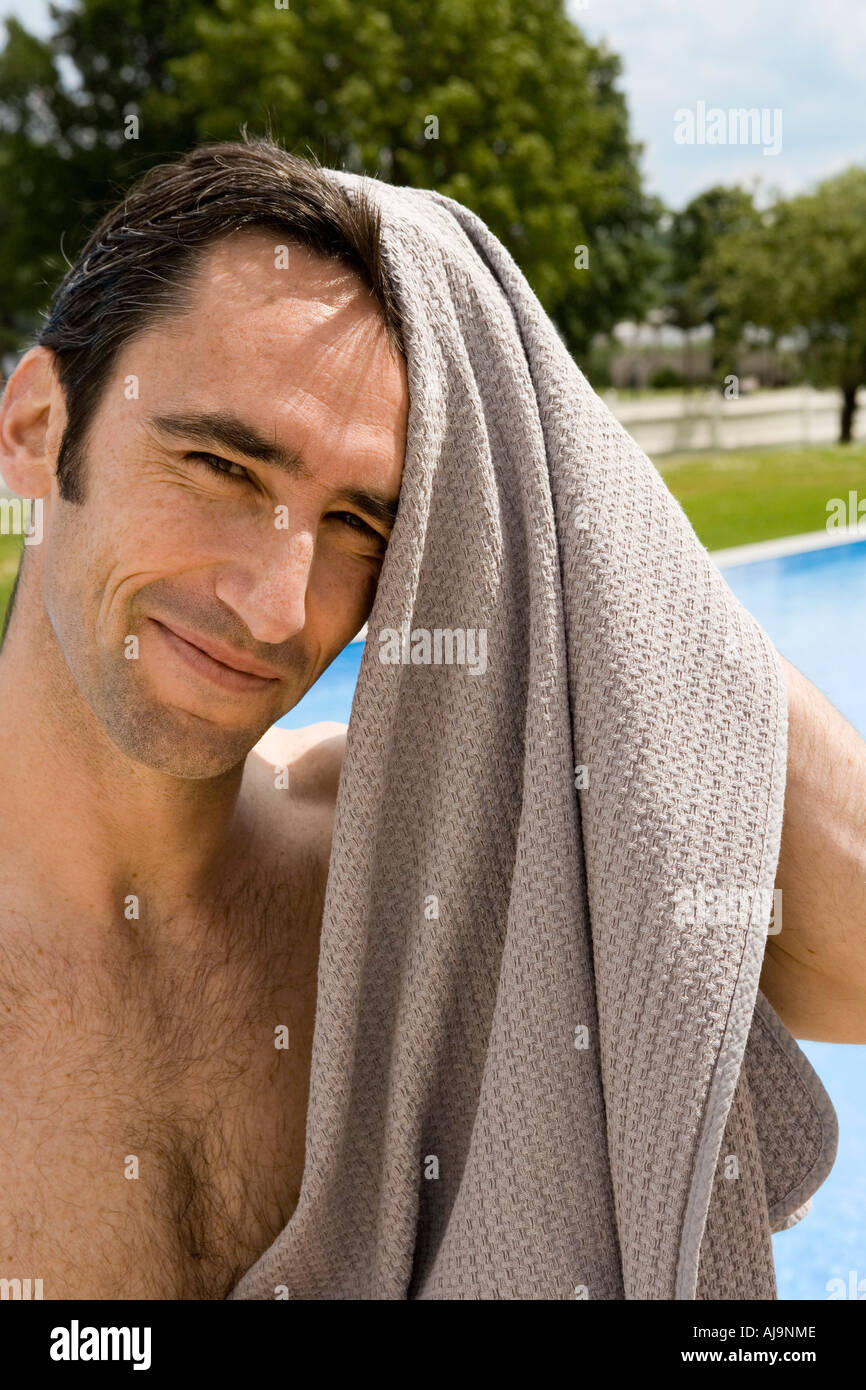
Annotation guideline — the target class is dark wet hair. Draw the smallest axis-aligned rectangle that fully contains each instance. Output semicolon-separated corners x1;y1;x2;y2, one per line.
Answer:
36;134;405;503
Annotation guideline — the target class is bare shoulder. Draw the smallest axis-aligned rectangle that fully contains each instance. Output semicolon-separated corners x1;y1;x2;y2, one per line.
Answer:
248;721;348;806
232;723;348;928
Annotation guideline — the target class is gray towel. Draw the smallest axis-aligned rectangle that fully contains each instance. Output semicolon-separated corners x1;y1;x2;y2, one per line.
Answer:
229;171;838;1300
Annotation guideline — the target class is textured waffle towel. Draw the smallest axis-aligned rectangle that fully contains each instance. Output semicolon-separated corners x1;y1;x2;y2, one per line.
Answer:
229;172;838;1301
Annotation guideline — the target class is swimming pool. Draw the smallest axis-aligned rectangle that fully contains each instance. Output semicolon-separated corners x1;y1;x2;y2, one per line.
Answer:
277;537;866;1300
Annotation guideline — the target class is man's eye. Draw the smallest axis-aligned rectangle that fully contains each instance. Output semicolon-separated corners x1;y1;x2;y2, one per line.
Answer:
186;451;251;481
331;512;382;540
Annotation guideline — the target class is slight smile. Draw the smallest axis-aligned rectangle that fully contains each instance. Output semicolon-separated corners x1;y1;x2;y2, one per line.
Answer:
147;618;281;694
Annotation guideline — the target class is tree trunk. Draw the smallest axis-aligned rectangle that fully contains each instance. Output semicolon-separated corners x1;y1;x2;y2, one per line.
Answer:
840;383;859;443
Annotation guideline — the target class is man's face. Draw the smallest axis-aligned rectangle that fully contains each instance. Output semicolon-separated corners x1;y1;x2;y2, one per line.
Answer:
38;230;409;777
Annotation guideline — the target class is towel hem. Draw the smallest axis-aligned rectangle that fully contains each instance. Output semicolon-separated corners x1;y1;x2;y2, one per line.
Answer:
674;639;788;1299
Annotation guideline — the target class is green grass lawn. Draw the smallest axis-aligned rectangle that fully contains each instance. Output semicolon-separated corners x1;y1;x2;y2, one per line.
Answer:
657;442;866;552
1;442;864;633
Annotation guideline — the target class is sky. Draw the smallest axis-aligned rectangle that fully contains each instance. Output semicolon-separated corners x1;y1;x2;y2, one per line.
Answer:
574;0;866;207
1;0;862;210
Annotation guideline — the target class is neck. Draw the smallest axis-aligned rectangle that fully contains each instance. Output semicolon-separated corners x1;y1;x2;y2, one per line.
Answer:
0;582;252;935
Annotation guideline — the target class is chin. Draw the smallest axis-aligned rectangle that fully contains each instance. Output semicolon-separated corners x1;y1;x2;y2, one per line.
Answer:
102;698;262;779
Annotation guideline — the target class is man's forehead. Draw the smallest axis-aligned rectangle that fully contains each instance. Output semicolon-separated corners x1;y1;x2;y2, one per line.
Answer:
134;232;392;398
109;233;409;489
183;228;374;321
117;229;405;422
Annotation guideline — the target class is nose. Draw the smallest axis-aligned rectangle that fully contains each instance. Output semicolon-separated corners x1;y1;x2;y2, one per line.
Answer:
214;519;315;646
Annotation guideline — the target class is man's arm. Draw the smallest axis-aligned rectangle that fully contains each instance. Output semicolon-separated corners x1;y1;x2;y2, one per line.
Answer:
760;655;866;1043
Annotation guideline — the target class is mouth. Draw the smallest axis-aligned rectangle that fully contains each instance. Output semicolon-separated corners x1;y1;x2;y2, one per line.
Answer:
147;618;281;694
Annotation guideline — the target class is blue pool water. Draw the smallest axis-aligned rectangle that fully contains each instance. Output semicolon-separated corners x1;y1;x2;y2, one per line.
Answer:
277;539;866;1300
276;642;364;730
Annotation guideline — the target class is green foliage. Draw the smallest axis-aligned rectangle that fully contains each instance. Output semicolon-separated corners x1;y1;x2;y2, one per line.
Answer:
0;1;202;352
647;364;684;390
665;184;759;334
0;0;660;361
711;168;866;438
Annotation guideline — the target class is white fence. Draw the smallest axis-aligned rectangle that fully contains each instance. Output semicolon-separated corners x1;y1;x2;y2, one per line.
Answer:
602;385;866;456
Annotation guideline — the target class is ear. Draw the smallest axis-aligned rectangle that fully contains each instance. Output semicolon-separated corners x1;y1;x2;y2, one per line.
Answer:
0;346;66;499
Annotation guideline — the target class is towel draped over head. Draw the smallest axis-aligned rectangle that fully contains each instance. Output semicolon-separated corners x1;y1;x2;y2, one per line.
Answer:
229;171;837;1301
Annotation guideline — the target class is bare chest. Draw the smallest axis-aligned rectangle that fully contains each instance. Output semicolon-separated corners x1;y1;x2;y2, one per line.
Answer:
0;864;326;1300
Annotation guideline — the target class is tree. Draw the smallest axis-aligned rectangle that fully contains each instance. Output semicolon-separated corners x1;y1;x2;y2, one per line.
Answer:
712;168;866;442
0;0;202;355
0;0;660;362
666;185;759;354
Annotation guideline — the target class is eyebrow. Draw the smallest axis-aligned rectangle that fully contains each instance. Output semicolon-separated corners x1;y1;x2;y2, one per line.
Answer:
146;410;400;530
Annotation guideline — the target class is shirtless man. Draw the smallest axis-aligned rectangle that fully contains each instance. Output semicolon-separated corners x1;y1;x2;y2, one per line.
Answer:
0;142;864;1303
0;153;407;1297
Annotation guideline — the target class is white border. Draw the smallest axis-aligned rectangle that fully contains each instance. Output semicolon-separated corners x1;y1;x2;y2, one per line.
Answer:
710;523;866;568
